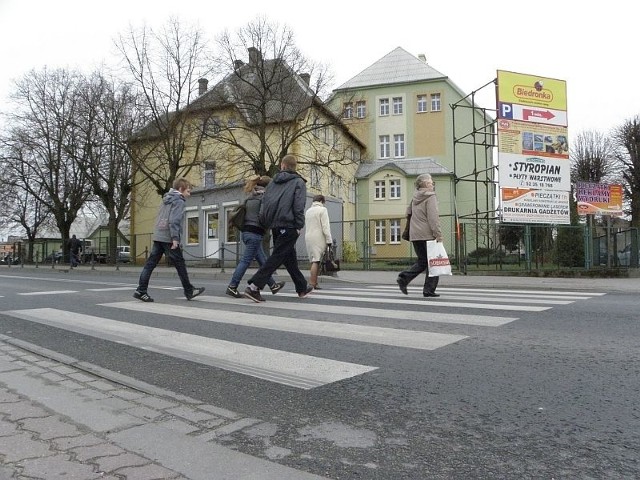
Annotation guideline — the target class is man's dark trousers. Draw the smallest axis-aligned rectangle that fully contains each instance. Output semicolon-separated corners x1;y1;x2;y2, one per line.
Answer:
248;228;307;293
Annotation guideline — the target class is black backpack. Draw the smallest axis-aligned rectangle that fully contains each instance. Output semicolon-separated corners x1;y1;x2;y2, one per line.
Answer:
228;200;247;231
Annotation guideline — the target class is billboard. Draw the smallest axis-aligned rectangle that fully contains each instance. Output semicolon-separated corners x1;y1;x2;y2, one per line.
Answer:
576;182;623;217
497;70;569;224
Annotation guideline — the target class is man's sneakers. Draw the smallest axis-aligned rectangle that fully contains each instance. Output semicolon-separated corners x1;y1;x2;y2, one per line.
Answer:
298;285;314;298
396;277;408;295
226;286;242;298
186;287;205;300
133;291;154;302
269;281;286;295
244;287;265;303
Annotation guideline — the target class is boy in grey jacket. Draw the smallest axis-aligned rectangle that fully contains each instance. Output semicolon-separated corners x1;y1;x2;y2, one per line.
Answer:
133;178;204;302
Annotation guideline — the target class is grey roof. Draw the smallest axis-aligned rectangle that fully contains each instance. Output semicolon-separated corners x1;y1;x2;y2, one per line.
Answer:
355;157;451;179
335;47;447;91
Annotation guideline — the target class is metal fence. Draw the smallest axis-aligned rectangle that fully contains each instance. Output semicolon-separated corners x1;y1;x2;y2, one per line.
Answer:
7;222;638;275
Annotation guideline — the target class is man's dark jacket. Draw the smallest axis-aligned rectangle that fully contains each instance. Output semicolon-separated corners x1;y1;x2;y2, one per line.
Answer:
259;170;307;230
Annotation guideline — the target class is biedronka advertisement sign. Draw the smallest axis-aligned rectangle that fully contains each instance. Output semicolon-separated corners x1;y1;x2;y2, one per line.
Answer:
496;70;570;224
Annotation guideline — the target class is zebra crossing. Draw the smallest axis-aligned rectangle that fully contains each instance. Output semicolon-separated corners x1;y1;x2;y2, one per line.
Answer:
4;285;605;390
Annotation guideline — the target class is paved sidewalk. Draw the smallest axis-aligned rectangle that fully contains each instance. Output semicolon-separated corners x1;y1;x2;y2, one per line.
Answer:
0;336;327;480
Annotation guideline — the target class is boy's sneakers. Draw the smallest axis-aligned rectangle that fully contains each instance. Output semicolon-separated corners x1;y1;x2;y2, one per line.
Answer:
244;287;265;303
269;281;286;295
298;285;314;298
133;291;154;302
226;286;242;298
186;287;205;300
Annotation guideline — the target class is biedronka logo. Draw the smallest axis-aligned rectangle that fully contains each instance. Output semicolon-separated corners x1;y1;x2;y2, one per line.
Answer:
512;83;553;102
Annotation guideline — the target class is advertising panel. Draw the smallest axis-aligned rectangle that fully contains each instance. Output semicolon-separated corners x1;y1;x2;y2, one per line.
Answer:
497;70;569;224
501;188;570;224
575;182;623;216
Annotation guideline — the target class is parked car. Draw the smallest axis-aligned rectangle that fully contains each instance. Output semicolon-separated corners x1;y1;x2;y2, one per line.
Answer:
0;255;20;265
116;245;131;263
618;244;639;267
42;251;64;264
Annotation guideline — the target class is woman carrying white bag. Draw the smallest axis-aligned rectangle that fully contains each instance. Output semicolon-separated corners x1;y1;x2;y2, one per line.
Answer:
397;173;450;298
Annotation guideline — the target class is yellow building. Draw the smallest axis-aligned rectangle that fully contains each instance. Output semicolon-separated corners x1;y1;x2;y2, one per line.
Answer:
129;47;365;264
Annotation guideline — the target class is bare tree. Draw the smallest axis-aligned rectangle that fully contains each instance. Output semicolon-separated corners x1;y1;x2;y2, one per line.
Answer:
115;17;214;196
0;143;52;262
570;130;617;183
613;116;640;226
76;72;145;262
3;68;93;255
199;16;359;179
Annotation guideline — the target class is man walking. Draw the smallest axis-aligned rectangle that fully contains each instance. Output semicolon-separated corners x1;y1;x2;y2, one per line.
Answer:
133;177;205;303
244;154;313;302
68;234;81;267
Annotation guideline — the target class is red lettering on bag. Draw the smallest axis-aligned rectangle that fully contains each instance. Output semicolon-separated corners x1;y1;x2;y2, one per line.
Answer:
429;258;450;267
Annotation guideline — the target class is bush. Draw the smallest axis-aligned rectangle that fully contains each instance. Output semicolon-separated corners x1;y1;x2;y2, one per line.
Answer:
342;241;359;263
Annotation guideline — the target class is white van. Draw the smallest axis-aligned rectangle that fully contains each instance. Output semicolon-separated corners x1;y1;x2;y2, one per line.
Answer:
116;245;130;263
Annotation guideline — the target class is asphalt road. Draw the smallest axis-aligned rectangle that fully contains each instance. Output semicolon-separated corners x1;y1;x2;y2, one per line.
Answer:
0;266;638;479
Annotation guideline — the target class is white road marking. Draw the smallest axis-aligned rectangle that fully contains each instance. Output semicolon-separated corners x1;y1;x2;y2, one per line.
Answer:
102;301;468;350
17;290;78;295
369;285;607;297
86;287;136;292
5;308;377;390
274;293;551;312
200;295;517;327
309;289;571;305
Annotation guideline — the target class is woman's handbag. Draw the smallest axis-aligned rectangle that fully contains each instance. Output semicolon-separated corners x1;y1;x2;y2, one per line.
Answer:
402;204;413;241
401;214;411;241
426;240;452;276
320;246;340;274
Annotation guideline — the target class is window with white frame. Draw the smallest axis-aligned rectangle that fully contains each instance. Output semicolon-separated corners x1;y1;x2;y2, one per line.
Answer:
312;116;320;137
343;102;353;119
330;172;340;196
390;219;401;244
374;220;386;244
226;207;239;243
379;135;390;158
379;98;389;116
186;212;199;245
394;134;405;158
207;116;221;134
431;93;441;112
206;212;218;239
389;179;401;199
374;180;386;200
417;95;427;113
203;161;216;187
310;165;321;189
392;97;403;115
348;181;356;203
356;101;366;118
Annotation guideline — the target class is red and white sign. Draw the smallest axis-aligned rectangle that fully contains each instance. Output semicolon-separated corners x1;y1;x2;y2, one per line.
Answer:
498;102;567;127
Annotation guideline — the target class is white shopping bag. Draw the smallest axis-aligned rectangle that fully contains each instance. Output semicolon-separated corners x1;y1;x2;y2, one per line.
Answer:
426;241;452;276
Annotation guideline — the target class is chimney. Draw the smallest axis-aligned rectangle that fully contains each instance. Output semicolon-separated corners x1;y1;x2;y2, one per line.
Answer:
234;59;244;70
248;47;262;66
418;54;427;63
300;73;310;85
198;78;208;96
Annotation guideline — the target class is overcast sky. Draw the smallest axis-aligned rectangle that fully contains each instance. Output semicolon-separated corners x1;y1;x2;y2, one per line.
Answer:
0;0;636;136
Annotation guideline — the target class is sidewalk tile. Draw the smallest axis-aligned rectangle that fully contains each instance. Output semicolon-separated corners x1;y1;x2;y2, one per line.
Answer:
20;416;83;439
20;453;103;480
